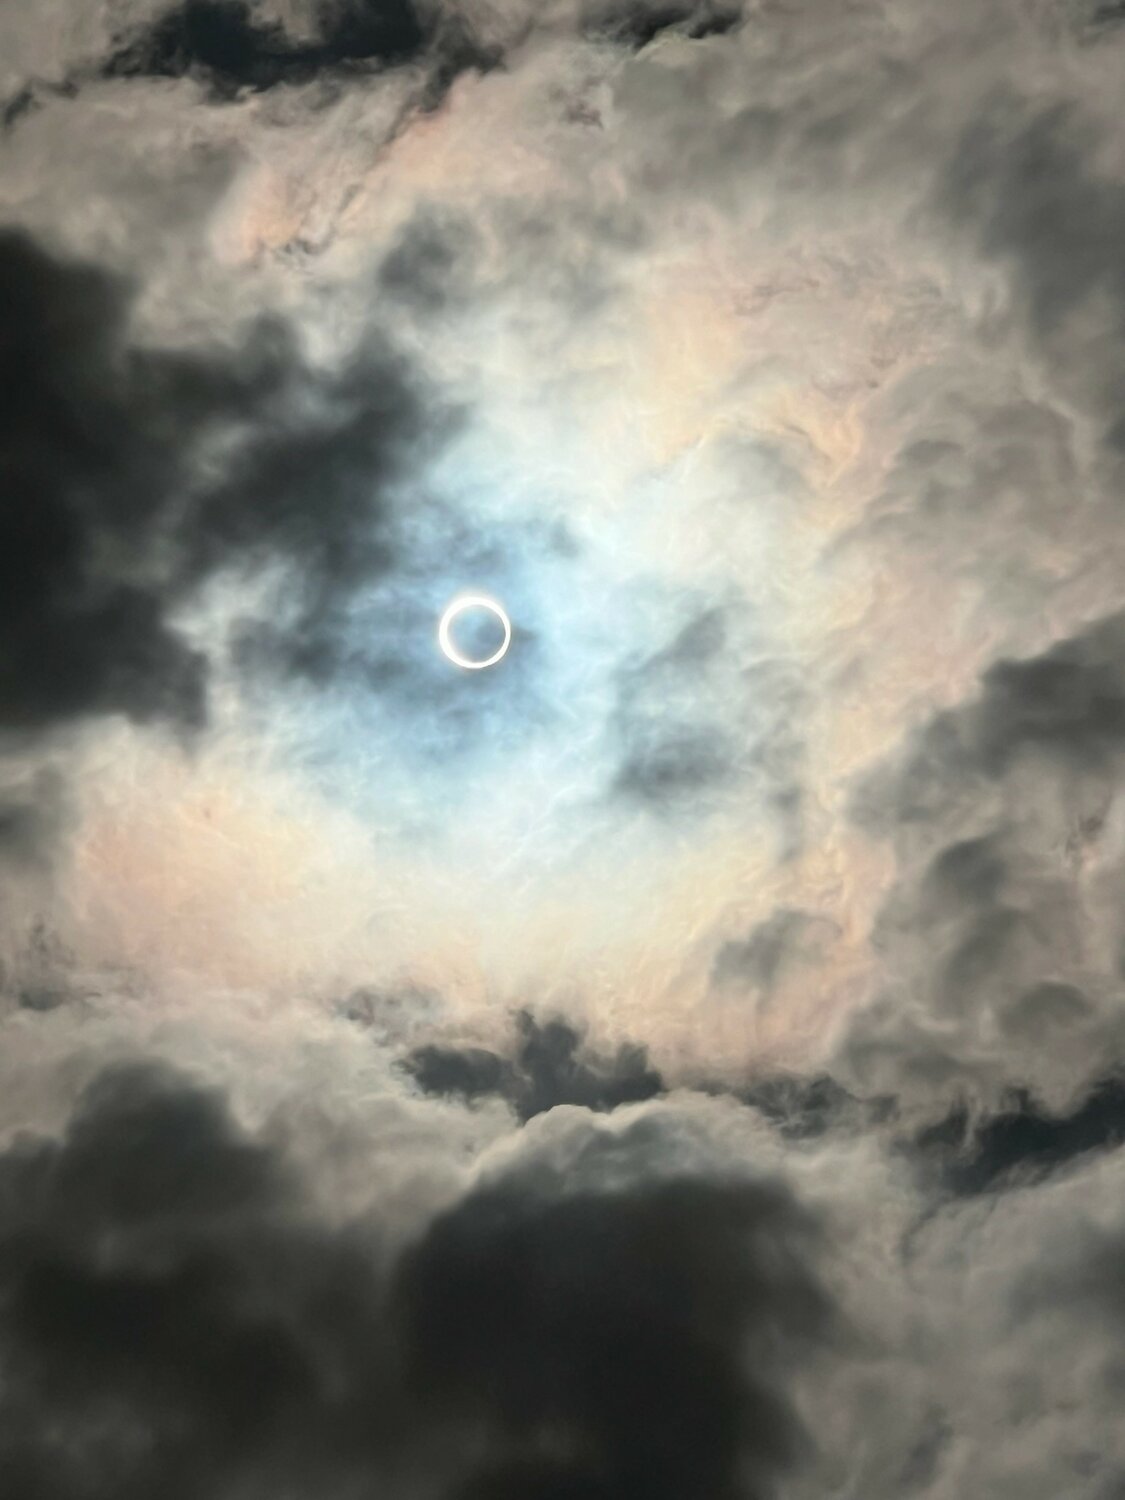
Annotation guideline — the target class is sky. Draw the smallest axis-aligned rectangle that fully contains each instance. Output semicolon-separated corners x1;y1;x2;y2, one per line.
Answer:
3;0;1125;1495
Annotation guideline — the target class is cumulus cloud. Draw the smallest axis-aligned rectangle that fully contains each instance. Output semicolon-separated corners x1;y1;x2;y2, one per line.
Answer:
0;1060;830;1500
839;610;1125;1114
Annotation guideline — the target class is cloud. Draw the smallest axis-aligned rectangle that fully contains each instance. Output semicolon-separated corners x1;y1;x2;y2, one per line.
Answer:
850;609;1125;848
100;0;500;106
0;1062;321;1497
605;605;804;827
582;0;742;49
912;1074;1125;1196
397;1169;827;1500
0;226;438;736
611;722;732;807
942;98;1125;352
712;908;841;996
0;769;68;869
837;609;1125;1115
7;4;1125;1498
377;203;478;313
0;1058;830;1500
404;1009;664;1119
693;1071;866;1144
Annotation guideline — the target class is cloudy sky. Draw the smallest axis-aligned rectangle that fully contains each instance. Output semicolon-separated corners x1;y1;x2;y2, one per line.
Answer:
4;0;1125;1495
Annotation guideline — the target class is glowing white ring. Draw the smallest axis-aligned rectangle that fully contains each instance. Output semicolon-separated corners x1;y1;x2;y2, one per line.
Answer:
438;595;512;670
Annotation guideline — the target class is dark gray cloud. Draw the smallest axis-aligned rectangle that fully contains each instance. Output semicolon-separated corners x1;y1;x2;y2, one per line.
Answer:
969;616;1125;774
924;834;1008;906
838;610;1125;1112
937;91;1125;473
852;609;1125;836
912;1075;1125;1197
0;226;437;736
396;1166;828;1500
0;1058;828;1500
404;1009;664;1119
1;77;77;130
101;0;500;105
378;205;482;317
737;1073;864;1141
583;0;742;49
943;99;1125;349
0;1062;311;1499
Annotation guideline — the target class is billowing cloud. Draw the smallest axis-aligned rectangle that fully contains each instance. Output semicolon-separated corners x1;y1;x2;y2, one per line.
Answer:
840;610;1125;1115
0;1061;829;1500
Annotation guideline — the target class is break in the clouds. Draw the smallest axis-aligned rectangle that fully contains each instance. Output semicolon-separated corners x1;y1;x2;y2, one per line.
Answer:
5;0;1125;1496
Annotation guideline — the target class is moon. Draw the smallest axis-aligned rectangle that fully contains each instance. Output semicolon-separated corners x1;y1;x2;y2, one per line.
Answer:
438;595;512;670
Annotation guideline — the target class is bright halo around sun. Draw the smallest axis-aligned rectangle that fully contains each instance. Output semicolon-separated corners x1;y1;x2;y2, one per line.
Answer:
438;594;512;670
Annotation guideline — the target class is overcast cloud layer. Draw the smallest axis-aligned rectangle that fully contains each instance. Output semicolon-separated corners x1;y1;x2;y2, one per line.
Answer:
4;1;1125;1496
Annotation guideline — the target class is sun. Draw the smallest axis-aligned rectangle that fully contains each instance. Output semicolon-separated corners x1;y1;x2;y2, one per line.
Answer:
438;595;512;670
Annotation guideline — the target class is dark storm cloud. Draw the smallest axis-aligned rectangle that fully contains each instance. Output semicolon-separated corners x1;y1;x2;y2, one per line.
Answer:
0;227;437;736
0;1058;829;1500
912;1075;1125;1197
583;0;742;50
396;1170;828;1500
1;228;207;729
102;0;499;105
404;1009;664;1119
0;1060;404;1500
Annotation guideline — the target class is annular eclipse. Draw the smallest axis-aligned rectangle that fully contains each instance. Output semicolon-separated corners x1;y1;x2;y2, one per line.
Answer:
438;595;512;670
